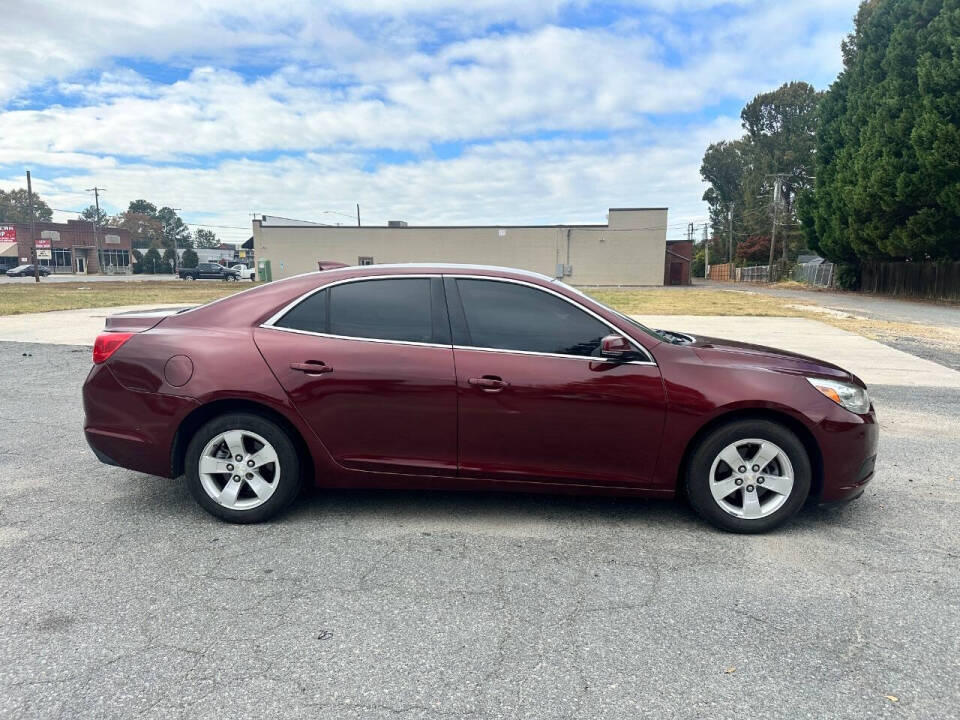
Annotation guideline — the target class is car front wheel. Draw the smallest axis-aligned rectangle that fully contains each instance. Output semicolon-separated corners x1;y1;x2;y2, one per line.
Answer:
685;418;811;533
185;413;302;523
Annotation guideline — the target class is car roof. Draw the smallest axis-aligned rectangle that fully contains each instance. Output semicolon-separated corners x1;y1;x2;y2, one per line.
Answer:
302;263;554;282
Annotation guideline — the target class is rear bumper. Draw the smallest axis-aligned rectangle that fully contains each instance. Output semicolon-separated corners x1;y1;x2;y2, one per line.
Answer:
83;363;199;478
815;405;880;503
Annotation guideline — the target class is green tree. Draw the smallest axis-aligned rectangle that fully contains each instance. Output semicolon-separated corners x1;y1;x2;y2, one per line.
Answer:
131;249;144;274
111;211;162;249
80;204;108;226
700;140;748;243
142;247;162;273
180;247;199;268
701;82;822;261
193;227;219;249
806;0;960;262
157;206;191;252
128;199;157;216
160;247;176;273
0;188;54;223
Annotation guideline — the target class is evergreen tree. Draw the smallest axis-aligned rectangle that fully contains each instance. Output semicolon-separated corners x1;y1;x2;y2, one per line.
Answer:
180;247;199;268
806;0;960;262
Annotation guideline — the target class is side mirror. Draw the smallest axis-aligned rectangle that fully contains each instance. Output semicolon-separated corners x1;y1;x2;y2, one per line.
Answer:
601;334;632;359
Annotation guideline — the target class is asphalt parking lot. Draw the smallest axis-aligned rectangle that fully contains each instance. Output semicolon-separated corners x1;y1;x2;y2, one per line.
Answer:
2;340;959;719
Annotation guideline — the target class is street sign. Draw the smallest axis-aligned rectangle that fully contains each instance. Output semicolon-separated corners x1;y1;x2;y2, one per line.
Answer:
36;238;51;249
37;249;51;259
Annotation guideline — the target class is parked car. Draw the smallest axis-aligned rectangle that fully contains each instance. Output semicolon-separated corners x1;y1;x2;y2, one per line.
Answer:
178;262;239;281
230;263;256;281
6;264;51;277
83;264;878;532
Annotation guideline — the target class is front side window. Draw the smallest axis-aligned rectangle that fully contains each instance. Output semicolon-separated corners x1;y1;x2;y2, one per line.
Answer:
275;278;436;344
454;279;611;357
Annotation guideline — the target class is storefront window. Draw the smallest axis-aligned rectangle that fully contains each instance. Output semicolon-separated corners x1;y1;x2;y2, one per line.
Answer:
52;248;72;267
98;249;130;268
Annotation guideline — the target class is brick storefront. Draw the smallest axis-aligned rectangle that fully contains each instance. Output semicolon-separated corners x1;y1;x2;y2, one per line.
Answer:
0;220;133;274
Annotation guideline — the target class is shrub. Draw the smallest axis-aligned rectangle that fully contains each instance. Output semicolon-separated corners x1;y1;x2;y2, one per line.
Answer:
834;262;860;290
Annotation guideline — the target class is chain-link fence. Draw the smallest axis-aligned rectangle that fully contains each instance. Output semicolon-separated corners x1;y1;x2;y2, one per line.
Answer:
793;262;835;287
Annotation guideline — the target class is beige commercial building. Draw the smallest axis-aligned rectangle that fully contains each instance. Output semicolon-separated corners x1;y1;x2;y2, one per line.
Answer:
252;207;669;285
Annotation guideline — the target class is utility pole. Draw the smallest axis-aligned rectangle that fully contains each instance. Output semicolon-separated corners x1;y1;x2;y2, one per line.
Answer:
767;178;780;277
170;207;183;273
27;171;39;283
727;204;734;265
702;224;709;279
86;186;105;272
356;204;361;227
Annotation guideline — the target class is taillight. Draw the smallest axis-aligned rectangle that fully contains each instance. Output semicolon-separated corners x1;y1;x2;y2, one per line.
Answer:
93;332;134;364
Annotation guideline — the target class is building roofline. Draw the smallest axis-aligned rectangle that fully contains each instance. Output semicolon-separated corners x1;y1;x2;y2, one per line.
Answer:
255;224;612;230
607;207;669;211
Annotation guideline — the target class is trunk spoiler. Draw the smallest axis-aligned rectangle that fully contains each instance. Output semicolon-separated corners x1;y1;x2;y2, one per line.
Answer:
103;307;193;333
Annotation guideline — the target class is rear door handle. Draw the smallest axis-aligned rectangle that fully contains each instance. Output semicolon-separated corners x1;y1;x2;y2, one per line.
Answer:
468;375;508;391
290;361;333;375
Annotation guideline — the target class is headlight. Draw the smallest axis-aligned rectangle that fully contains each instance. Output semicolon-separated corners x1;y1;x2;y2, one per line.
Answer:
806;377;871;414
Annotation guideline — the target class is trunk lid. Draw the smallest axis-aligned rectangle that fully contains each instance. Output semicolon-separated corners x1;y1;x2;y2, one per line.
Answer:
103;306;194;333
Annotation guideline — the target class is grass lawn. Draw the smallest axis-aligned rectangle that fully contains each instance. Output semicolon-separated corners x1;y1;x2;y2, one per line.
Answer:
0;280;250;316
3;280;957;358
585;288;808;317
0;280;803;318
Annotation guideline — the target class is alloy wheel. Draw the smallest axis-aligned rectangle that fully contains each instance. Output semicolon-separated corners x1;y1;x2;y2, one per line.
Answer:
198;429;281;510
707;438;794;519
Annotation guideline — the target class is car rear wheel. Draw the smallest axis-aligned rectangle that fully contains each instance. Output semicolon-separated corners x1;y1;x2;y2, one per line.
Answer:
185;412;302;523
685;419;811;533
185;275;195;281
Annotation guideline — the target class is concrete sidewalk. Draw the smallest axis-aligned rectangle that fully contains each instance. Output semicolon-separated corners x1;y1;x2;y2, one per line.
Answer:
0;304;187;346
636;314;960;388
1;305;958;388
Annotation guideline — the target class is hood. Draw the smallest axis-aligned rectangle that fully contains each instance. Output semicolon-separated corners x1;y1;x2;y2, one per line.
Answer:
684;333;863;387
104;306;193;333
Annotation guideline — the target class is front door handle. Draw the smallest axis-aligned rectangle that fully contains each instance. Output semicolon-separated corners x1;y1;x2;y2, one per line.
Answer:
290;361;333;375
468;375;508;391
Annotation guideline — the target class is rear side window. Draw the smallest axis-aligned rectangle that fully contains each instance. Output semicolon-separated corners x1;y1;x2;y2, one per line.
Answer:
275;278;443;344
454;279;610;357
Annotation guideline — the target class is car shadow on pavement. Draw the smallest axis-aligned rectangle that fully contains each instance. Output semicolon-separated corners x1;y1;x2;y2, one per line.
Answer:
117;471;860;535
288;486;701;532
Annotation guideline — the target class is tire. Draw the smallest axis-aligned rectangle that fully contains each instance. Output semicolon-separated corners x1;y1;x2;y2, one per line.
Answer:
186;274;195;281
185;412;302;523
685;419;811;534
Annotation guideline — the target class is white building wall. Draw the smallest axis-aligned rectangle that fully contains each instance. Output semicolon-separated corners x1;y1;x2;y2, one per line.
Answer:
253;208;667;285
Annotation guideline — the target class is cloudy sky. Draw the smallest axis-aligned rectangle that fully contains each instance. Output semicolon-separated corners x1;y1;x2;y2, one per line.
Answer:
0;0;859;243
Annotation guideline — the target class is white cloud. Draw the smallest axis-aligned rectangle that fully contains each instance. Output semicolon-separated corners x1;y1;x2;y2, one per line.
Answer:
7;121;734;243
0;0;860;238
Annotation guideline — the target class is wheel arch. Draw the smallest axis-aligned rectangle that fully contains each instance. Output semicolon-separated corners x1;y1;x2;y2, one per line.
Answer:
171;398;315;485
676;408;823;501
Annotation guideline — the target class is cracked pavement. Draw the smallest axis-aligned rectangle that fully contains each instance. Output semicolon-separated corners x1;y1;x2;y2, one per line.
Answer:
1;341;959;719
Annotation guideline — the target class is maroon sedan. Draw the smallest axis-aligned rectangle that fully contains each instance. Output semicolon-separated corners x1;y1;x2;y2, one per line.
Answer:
83;264;878;532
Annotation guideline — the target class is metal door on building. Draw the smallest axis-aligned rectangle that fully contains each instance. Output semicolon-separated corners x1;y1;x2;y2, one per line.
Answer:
669;262;683;285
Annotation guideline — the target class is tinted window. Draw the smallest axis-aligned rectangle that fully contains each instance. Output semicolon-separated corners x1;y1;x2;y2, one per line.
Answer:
455;279;610;357
275;289;328;334
276;278;436;343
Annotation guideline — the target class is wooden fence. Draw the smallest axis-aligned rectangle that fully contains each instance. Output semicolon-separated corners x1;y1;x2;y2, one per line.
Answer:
860;261;960;301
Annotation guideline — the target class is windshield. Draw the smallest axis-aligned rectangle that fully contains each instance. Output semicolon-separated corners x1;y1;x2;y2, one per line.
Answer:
550;279;670;343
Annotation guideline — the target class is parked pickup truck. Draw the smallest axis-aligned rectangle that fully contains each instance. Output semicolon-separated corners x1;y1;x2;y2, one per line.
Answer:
178;262;240;281
230;263;257;281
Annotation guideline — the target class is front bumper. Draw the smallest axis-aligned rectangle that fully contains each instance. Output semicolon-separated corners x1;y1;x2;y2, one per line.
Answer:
815;405;879;503
83;363;199;478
